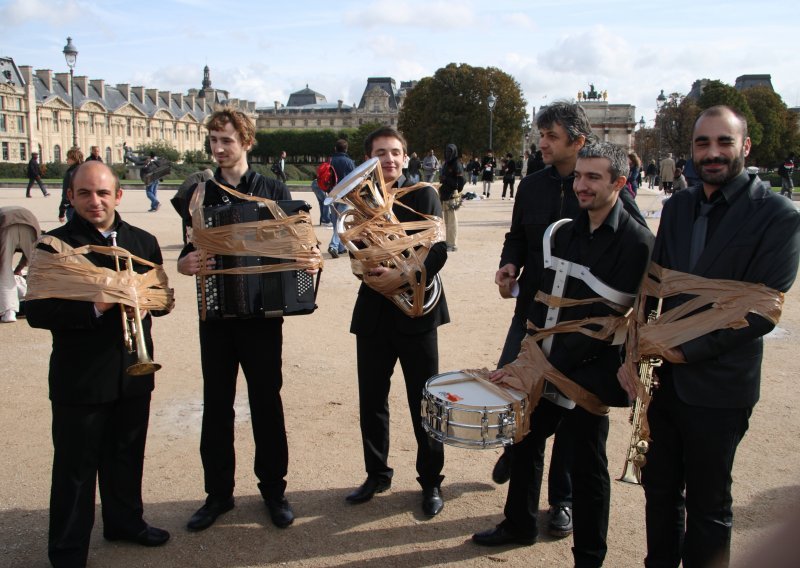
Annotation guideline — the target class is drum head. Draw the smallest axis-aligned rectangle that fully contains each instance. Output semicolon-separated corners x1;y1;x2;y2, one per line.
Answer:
426;371;525;408
324;157;379;206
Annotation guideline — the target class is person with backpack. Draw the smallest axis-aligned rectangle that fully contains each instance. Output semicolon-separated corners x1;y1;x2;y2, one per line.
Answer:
440;143;465;252
326;139;355;258
271;151;288;182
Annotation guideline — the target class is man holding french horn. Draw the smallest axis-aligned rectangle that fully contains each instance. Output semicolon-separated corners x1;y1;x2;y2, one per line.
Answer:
342;127;450;517
26;161;173;568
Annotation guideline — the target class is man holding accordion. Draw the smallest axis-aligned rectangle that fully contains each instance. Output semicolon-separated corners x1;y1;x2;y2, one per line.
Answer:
177;108;307;532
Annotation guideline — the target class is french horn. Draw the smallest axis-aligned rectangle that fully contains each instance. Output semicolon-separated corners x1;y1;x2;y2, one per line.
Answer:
325;157;442;317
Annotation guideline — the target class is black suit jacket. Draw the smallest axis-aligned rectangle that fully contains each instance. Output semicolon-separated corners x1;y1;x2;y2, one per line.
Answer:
529;199;654;407
655;173;800;408
26;213;164;405
350;179;449;336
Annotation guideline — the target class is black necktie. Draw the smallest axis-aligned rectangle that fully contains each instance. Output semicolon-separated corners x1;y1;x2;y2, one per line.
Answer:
689;201;715;270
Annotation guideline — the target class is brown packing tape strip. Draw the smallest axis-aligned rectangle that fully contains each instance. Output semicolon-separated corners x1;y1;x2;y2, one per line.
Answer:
189;181;323;319
25;235;175;312
621;262;785;442
338;166;445;318
189;181;323;274
459;367;532;443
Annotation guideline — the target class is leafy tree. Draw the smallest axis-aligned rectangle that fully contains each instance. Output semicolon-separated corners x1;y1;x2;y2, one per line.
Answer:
398;63;527;158
655;93;700;159
183;149;209;164
136;140;180;162
742;86;799;167
697;80;762;147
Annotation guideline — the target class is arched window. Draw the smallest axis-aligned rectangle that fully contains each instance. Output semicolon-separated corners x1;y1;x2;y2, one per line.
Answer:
105;147;112;164
53;145;62;162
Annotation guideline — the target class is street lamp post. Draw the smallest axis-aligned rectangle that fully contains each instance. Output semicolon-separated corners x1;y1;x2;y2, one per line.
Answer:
487;92;497;151
638;115;646;160
62;37;78;149
655;89;666;164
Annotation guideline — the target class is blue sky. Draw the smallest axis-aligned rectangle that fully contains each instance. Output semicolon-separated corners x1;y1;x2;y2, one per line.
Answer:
2;0;797;129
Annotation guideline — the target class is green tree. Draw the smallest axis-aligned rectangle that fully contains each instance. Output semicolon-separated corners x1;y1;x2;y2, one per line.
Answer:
656;93;700;159
742;86;799;167
183;149;209;164
697;80;762;147
398;63;527;158
136;140;180;162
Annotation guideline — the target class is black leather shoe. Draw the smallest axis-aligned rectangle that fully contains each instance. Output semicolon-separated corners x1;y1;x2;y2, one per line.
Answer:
422;486;444;516
547;505;573;537
266;496;294;528
105;525;170;547
472;525;536;547
492;452;512;484
186;497;235;531
345;477;391;504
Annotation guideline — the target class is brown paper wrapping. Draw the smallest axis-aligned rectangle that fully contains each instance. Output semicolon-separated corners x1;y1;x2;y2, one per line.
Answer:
25;235;174;312
336;166;444;318
188;182;323;318
621;262;785;442
455;368;532;444
189;182;323;275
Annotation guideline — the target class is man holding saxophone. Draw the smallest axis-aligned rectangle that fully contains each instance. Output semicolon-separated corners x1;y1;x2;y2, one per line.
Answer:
26;161;171;568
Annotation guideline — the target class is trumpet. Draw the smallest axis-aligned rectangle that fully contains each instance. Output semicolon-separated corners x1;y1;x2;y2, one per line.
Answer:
618;299;662;485
109;232;161;376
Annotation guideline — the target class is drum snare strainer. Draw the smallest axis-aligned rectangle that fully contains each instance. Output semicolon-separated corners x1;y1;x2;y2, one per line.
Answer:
421;371;529;449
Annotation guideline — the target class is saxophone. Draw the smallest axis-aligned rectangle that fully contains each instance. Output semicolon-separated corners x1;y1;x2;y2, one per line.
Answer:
618;299;662;485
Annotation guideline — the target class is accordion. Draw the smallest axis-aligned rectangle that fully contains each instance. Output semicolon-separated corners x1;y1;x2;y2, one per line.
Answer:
196;200;318;320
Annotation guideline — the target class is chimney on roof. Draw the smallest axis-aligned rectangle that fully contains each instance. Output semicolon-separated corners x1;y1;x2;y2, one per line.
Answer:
55;72;71;94
187;94;196;109
36;69;53;91
73;76;88;96
19;66;32;85
90;79;105;99
117;83;130;102
171;93;184;108
132;86;145;102
274;100;280;110
146;88;159;105
337;99;343;111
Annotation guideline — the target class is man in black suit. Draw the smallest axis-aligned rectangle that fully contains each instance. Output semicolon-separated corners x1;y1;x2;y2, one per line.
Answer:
26;161;171;568
177;109;298;532
618;105;800;567
345;126;449;517
473;142;654;568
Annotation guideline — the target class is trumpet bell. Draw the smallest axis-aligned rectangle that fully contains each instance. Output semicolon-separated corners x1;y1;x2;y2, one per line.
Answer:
127;361;162;376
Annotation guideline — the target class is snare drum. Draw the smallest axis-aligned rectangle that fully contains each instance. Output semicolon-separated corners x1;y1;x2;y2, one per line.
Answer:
421;371;529;449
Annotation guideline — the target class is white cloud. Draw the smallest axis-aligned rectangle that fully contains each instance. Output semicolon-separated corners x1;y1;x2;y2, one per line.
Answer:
1;0;82;26
344;0;476;29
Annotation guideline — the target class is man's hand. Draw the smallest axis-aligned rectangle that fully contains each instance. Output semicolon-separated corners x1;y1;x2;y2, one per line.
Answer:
489;368;509;384
617;363;639;401
366;266;395;279
178;250;215;276
495;263;517;286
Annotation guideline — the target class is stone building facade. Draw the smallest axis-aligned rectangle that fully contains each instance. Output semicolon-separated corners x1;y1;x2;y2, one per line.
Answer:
529;99;637;150
255;77;416;131
0;57;254;164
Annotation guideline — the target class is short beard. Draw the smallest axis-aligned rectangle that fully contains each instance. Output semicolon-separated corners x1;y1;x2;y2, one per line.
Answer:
695;151;745;186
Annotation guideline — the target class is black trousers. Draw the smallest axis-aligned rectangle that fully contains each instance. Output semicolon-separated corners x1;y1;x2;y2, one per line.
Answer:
49;395;151;568
355;329;444;488
502;399;610;568
499;313;573;507
642;376;751;568
198;317;288;501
